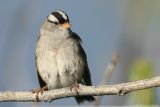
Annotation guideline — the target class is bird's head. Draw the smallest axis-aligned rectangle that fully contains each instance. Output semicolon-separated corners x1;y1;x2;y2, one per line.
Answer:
46;10;71;30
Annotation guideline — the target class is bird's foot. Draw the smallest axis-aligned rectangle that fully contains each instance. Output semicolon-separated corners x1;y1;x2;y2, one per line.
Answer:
70;81;79;94
32;86;48;102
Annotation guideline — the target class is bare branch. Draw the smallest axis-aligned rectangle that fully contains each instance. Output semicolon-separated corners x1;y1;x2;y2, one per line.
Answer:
101;51;120;85
94;51;120;106
0;76;160;102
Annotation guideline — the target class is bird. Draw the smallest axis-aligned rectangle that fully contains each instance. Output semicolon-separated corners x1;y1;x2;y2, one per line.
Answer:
34;10;95;104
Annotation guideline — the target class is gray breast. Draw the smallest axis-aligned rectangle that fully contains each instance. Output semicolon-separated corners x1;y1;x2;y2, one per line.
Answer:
36;29;85;89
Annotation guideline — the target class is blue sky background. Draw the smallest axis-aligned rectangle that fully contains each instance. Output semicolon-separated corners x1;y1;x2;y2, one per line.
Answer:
0;0;160;106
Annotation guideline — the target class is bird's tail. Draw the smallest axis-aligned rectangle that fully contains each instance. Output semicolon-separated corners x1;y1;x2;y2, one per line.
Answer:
75;95;95;104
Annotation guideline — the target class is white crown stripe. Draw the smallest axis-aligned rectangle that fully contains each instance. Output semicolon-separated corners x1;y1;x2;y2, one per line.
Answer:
57;11;67;20
48;14;59;22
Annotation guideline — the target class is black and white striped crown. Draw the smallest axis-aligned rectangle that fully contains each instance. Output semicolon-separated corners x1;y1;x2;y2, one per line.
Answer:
47;10;69;24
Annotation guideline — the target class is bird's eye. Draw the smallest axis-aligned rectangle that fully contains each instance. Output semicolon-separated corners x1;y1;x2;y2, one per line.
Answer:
54;22;59;25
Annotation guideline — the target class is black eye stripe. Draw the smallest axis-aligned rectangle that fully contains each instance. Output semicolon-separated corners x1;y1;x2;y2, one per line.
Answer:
47;11;70;24
47;19;58;24
65;13;69;22
51;12;66;24
61;11;69;22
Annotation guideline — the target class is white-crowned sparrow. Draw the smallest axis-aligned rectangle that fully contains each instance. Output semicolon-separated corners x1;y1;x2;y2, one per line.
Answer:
34;10;95;104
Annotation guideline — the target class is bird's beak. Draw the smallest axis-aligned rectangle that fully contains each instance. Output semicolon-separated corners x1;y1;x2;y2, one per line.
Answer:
62;22;71;29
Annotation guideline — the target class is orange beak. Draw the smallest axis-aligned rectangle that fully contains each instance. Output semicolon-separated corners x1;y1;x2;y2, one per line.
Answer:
62;22;71;29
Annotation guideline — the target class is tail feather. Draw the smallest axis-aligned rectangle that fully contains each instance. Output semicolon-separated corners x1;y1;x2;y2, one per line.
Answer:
75;96;95;104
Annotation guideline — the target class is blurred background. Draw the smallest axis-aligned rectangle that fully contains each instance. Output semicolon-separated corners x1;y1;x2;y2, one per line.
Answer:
0;0;160;106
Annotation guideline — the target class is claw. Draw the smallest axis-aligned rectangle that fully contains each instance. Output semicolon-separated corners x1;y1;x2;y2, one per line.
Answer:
32;86;48;102
70;81;79;94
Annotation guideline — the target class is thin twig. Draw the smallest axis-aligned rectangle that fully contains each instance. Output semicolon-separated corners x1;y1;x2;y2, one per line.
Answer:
93;51;120;106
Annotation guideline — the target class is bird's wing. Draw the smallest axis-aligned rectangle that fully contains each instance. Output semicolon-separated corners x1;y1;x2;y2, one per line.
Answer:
37;70;46;88
72;32;92;86
35;36;46;88
72;32;95;104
